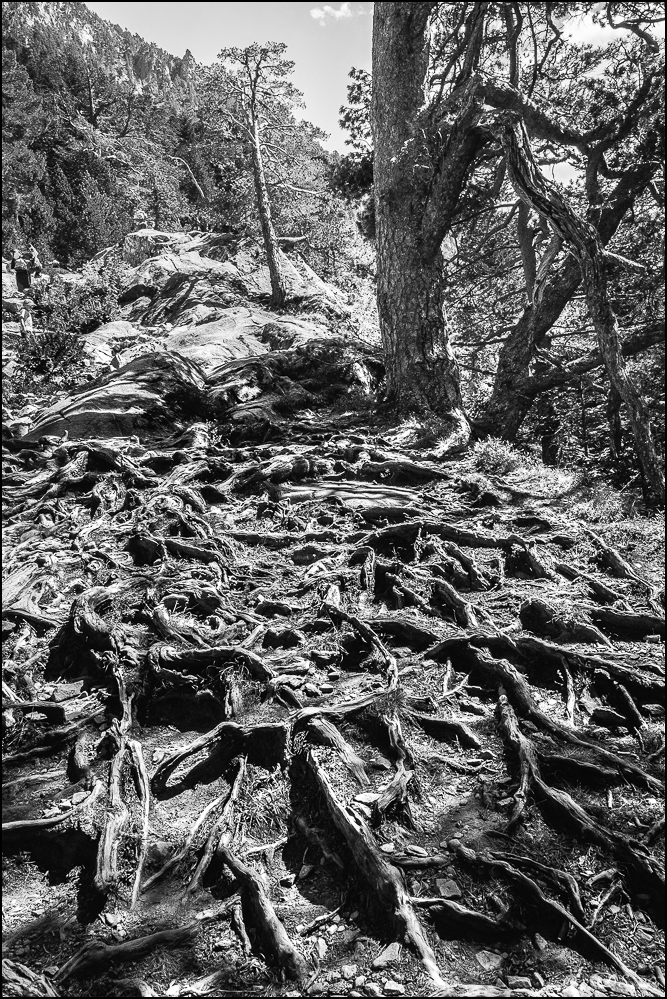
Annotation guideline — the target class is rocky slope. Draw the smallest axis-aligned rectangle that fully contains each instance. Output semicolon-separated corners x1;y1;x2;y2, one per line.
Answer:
4;1;196;94
2;231;665;999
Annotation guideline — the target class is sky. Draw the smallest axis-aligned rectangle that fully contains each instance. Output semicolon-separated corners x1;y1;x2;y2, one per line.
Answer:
85;1;373;151
84;2;664;156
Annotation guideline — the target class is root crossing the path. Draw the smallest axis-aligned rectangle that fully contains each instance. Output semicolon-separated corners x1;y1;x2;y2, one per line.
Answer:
2;414;664;998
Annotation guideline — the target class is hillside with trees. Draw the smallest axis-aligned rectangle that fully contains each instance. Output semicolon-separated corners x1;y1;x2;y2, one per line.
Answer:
2;3;665;999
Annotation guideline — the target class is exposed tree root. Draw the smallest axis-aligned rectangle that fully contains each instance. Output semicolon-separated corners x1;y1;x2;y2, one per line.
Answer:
186;756;246;896
1;701;66;725
554;561;631;606
473;650;662;792
412;895;519;937
3;364;664;996
410;710;482;750
454;842;663;996
3;709;107;768
293;813;344;868
324;600;398;688
519;597;614;647
487;852;585;922
128;739;151;910
140;789;231;894
372;765;415;826
2;780;104;835
496;691;665;926
95;664;132;894
586;528;655;590
438;540;495;591
154;644;275;681
1;913;62;958
151;721;288;794
2;960;60;997
54;924;199;983
392;852;451;869
432;578;478;626
217;845;308;982
231;901;252;956
305;715;369;785
588;604;665;639
306;750;448;990
108;979;156;997
429;631;665;703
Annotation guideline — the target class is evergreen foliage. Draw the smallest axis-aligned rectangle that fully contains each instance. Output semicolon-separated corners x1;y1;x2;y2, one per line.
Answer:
1;0;356;272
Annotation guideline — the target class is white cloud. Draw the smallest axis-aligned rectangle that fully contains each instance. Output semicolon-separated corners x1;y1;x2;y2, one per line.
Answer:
310;3;356;25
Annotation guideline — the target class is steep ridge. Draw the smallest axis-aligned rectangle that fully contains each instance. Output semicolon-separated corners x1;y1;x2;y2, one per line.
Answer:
4;1;196;94
2;231;665;999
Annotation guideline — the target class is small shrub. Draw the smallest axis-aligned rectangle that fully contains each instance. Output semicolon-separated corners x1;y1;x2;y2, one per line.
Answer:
566;484;641;524
470;437;527;476
13;325;85;386
9;255;128;395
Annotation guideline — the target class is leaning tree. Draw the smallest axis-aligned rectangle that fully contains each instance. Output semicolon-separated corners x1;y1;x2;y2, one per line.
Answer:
371;2;664;497
497;113;665;505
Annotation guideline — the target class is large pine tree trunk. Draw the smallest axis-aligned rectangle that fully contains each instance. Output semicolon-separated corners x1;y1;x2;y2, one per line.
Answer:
375;212;467;422
250;118;287;308
371;3;469;436
498;115;665;506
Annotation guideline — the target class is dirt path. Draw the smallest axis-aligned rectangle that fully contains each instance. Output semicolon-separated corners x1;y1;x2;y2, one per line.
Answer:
2;411;664;998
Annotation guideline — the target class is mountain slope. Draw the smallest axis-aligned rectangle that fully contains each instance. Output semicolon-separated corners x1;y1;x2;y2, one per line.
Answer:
2;224;665;999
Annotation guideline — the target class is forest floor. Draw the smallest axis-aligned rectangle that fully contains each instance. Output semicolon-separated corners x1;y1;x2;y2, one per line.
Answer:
2;398;665;999
2;231;665;999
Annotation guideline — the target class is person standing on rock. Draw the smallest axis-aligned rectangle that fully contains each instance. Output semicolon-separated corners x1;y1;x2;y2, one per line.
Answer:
133;208;150;230
19;297;34;335
10;245;41;293
27;244;42;276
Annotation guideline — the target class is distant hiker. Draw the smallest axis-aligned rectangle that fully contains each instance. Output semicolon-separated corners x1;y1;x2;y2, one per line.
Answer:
19;297;34;335
10;246;40;293
28;244;42;276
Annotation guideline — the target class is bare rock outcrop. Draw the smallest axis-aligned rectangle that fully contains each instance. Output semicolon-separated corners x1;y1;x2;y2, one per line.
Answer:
24;352;208;441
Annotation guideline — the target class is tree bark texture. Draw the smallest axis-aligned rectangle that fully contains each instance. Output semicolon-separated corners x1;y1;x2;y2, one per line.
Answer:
371;3;484;431
497;114;664;505
251;118;288;308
